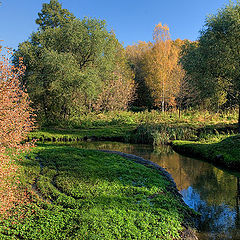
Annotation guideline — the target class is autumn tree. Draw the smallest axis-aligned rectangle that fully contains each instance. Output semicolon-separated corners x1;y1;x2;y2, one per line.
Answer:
0;46;34;216
143;23;183;111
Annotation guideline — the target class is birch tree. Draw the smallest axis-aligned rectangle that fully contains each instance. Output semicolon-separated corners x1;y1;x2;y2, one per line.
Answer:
144;23;182;111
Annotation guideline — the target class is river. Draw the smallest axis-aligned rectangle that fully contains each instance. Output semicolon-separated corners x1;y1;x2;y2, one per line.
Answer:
73;141;240;240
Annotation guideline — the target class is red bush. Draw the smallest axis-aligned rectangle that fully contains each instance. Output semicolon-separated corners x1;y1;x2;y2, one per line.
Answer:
0;46;35;217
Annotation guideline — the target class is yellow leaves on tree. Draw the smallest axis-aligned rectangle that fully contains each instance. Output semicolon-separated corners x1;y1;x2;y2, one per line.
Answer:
144;23;184;111
0;48;34;150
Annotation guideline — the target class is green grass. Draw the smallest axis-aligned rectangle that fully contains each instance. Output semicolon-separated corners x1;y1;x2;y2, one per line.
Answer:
29;125;136;142
30;109;238;146
0;144;195;240
172;134;240;171
67;109;238;128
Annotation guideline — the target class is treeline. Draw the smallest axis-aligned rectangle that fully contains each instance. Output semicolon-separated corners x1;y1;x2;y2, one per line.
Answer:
14;0;240;128
126;25;191;112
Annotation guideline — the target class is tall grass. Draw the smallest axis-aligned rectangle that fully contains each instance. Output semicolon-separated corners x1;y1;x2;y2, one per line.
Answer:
131;124;197;145
66;108;238;129
37;108;238;146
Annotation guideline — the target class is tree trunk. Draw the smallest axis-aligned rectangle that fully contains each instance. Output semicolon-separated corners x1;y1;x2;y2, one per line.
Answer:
178;106;181;118
162;81;165;113
162;99;164;113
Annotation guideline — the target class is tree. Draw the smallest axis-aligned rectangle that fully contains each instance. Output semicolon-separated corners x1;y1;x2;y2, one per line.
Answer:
181;40;227;111
143;23;183;111
36;0;75;30
126;41;154;108
14;2;134;124
93;40;135;112
0;47;34;149
182;2;240;129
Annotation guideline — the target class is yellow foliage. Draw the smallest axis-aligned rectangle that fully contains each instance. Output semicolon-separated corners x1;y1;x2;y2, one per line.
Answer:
144;23;184;110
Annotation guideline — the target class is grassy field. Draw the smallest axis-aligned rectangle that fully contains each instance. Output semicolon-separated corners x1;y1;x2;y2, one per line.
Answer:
0;144;196;239
2;109;239;239
28;109;240;171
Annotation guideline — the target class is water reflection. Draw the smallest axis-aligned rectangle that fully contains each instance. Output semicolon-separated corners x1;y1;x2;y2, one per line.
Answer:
73;141;240;240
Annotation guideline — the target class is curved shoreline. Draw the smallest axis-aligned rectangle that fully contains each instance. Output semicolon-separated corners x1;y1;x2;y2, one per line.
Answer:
100;149;199;240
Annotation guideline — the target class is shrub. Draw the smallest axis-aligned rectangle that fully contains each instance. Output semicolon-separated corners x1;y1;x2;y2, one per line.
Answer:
0;46;34;217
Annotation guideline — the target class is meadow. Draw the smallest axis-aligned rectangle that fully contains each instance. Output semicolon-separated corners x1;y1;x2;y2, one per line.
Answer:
30;109;238;143
0;144;196;239
0;109;239;239
29;108;240;171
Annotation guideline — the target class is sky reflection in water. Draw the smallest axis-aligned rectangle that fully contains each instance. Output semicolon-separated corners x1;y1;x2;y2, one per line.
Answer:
74;141;240;240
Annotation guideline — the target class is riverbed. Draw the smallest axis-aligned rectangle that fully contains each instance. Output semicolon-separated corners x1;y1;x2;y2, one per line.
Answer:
73;141;240;240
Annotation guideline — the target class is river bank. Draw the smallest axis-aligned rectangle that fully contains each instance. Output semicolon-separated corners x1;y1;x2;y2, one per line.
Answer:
29;110;238;145
17;110;240;239
29;119;240;172
101;149;198;239
0;144;198;239
172;135;240;171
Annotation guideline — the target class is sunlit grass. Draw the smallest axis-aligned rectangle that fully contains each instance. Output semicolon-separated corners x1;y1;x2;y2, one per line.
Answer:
172;134;240;171
0;145;195;239
30;109;238;146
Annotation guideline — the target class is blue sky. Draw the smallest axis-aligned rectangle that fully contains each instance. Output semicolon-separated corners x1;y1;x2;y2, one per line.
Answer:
0;0;231;50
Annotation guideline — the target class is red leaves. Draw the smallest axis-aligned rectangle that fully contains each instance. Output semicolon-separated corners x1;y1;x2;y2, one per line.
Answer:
0;46;35;218
0;47;34;150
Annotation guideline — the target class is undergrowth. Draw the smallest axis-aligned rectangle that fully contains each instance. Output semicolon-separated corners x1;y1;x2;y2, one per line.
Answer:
30;109;238;146
0;145;195;239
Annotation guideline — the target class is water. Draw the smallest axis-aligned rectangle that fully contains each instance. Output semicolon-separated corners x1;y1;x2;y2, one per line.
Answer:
73;141;240;240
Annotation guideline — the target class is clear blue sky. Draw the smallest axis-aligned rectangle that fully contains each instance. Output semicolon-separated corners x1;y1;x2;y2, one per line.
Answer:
0;0;231;50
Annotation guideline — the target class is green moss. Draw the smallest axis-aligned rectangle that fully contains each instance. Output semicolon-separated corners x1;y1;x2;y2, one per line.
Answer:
0;145;195;240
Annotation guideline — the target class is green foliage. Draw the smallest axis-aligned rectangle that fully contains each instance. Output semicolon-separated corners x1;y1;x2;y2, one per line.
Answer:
132;124;197;145
0;145;194;239
28;109;238;147
181;2;240;112
14;3;134;125
35;0;75;30
29;124;136;143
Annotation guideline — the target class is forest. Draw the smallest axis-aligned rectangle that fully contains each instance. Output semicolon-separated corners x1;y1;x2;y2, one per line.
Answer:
1;0;240;239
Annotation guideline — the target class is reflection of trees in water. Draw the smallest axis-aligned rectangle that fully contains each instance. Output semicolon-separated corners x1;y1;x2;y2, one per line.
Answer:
148;152;192;190
192;168;236;207
75;141;239;207
153;145;174;155
74;141;154;157
74;141;240;239
182;187;239;240
236;177;240;228
151;149;238;207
